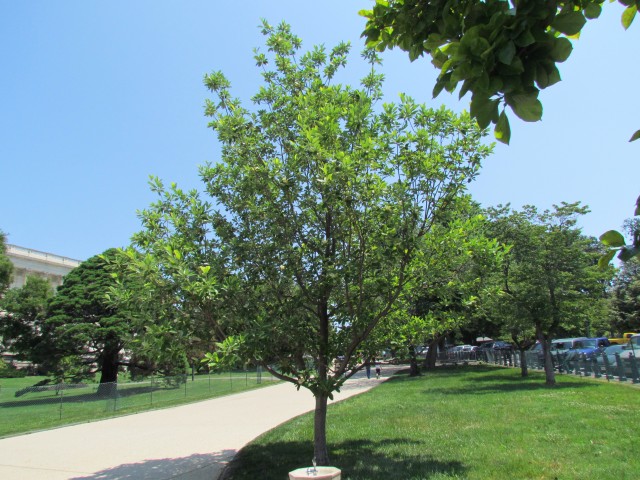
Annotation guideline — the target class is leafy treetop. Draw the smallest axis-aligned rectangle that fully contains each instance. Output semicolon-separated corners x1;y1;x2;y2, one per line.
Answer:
361;0;639;144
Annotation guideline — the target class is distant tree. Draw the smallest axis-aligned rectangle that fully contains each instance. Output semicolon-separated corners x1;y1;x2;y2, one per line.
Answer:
610;259;640;334
608;218;640;333
485;202;613;384
46;249;131;390
0;275;53;363
0;231;13;293
393;201;505;375
125;21;491;465
361;0;638;144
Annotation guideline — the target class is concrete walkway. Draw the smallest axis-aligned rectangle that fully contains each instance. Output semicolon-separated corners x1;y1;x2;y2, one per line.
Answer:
0;367;401;480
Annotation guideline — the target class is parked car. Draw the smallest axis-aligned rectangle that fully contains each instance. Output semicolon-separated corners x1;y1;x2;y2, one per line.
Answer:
526;342;544;364
478;341;513;351
608;332;638;345
620;335;640;360
477;341;513;361
566;337;610;361
596;344;629;375
550;337;589;354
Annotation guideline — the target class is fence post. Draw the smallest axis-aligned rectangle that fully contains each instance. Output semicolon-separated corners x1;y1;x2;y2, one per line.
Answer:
59;386;64;420
230;370;233;391
602;353;612;380
591;357;601;378
615;353;627;382
628;354;640;384
150;377;154;405
184;375;188;398
581;354;590;377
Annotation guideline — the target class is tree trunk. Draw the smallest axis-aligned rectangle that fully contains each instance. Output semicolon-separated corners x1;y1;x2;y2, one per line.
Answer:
538;332;556;386
313;393;330;465
423;337;440;370
408;345;420;376
97;343;120;397
519;349;528;377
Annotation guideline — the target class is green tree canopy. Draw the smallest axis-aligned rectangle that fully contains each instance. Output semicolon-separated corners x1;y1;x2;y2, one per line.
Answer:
0;275;53;363
0;231;13;293
484;202;613;384
46;249;131;388
389;199;505;374
122;21;492;464
362;0;638;144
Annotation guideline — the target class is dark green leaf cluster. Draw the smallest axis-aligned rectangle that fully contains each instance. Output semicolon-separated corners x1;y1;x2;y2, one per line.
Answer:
599;195;640;264
361;0;637;144
46;249;130;382
0;276;53;361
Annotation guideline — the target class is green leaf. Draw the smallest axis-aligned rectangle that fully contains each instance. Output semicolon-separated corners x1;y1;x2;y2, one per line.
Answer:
552;11;587;36
598;249;616;269
584;3;602;19
550;37;572;62
599;230;626;247
535;64;549;89
515;29;536;47
546;64;561;86
470;94;499;129
622;5;637;30
506;93;543;122
494;110;511;145
629;129;640;142
498;41;516;65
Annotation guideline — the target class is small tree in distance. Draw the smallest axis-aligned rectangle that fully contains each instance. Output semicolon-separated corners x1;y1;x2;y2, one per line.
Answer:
123;21;492;465
0;230;13;294
485;202;612;385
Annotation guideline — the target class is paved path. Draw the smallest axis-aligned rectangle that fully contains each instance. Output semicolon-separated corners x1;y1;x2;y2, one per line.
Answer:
0;367;401;480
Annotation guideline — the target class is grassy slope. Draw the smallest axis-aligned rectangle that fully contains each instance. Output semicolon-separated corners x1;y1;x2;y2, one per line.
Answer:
223;365;640;480
0;373;276;438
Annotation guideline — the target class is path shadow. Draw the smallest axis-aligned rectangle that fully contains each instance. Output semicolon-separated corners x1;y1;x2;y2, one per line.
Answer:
220;439;466;480
423;372;597;396
0;385;178;409
70;450;236;480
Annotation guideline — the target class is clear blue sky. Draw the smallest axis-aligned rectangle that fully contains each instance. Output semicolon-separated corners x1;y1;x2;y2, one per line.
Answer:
1;1;638;261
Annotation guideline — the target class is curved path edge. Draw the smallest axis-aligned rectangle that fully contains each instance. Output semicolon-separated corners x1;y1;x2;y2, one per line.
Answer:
0;366;402;480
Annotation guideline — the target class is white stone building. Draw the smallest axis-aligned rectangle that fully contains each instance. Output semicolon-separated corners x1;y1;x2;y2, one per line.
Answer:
5;244;82;289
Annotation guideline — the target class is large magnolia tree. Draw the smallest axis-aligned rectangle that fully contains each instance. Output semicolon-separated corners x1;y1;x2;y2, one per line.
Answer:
121;21;492;464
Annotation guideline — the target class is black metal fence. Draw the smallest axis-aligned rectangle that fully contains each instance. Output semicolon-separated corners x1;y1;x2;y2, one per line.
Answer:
445;348;640;384
0;368;277;437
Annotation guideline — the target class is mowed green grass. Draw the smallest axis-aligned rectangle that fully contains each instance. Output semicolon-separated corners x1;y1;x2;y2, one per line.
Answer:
0;372;276;438
222;365;640;480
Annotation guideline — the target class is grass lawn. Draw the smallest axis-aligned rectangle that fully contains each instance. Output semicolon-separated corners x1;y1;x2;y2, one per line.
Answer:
222;365;640;480
0;371;277;438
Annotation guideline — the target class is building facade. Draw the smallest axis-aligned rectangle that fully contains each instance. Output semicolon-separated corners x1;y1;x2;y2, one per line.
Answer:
5;244;82;289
